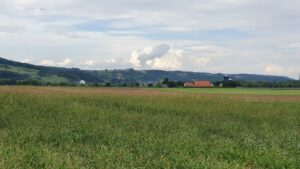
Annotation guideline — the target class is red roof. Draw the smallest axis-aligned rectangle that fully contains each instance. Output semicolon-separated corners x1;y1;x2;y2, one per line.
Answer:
193;81;212;87
184;81;212;87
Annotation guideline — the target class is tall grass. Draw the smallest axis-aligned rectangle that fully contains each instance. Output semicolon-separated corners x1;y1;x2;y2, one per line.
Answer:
0;87;299;168
158;88;300;96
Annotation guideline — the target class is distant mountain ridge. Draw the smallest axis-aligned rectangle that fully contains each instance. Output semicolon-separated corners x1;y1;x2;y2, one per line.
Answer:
0;57;293;84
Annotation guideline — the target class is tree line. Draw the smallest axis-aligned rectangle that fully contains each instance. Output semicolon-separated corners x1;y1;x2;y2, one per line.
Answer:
1;78;300;88
158;78;300;88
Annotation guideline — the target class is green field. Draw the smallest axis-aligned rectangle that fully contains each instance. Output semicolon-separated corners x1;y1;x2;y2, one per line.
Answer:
158;88;300;96
0;87;299;168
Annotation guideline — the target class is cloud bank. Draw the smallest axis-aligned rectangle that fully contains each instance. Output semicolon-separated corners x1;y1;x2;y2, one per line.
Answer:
130;44;182;70
0;0;299;78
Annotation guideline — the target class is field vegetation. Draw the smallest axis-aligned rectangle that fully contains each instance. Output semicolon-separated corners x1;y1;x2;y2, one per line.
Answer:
0;86;299;168
158;88;300;96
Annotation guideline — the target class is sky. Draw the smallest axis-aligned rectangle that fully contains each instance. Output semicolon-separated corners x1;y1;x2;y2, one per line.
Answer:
0;0;299;78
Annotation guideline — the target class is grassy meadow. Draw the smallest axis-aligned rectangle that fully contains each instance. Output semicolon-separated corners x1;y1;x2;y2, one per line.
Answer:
158;88;300;96
0;86;299;169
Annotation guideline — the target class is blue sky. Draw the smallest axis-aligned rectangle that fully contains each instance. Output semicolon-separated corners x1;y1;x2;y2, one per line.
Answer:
0;0;299;78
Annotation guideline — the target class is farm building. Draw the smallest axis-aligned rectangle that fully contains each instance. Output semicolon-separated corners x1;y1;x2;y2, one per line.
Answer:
184;82;194;87
184;81;213;88
79;80;86;85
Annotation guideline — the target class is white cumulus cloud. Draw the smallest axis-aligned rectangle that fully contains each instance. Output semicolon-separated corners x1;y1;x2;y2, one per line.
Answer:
85;60;95;66
39;58;73;67
130;44;182;70
58;58;73;67
264;64;297;76
40;59;56;66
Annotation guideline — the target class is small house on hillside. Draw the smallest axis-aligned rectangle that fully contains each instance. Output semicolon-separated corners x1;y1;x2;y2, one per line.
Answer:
79;80;86;85
184;81;213;88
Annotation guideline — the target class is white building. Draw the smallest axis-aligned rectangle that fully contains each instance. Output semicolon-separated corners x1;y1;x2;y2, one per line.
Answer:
79;80;86;85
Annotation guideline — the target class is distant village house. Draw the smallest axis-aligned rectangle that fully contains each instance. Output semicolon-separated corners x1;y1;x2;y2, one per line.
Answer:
79;80;86;85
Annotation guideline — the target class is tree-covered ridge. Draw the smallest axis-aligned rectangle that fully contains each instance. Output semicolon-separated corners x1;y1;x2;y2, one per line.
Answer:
0;57;294;86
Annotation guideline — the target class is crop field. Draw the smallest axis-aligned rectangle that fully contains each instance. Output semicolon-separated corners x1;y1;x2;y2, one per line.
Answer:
158;88;300;96
0;86;299;169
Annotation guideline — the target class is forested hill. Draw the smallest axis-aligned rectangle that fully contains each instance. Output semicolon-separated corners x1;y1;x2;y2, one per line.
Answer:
0;57;293;84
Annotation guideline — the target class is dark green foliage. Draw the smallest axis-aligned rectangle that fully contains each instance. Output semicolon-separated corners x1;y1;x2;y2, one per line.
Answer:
104;82;111;87
162;77;169;84
134;82;140;87
162;78;178;88
213;80;300;88
0;79;17;85
167;81;177;88
237;80;300;88
16;80;44;86
159;79;184;88
147;83;154;87
176;81;184;87
0;70;29;80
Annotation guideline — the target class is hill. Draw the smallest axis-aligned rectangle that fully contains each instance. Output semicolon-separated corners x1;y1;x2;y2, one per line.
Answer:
0;57;293;84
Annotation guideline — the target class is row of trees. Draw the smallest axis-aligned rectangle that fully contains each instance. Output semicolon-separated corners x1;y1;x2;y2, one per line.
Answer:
161;78;184;88
214;80;300;88
0;79;151;87
1;78;300;88
161;78;300;88
0;79;77;86
235;80;300;88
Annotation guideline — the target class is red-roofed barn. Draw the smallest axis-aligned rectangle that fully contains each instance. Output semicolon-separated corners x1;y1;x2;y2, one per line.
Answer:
184;81;213;88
